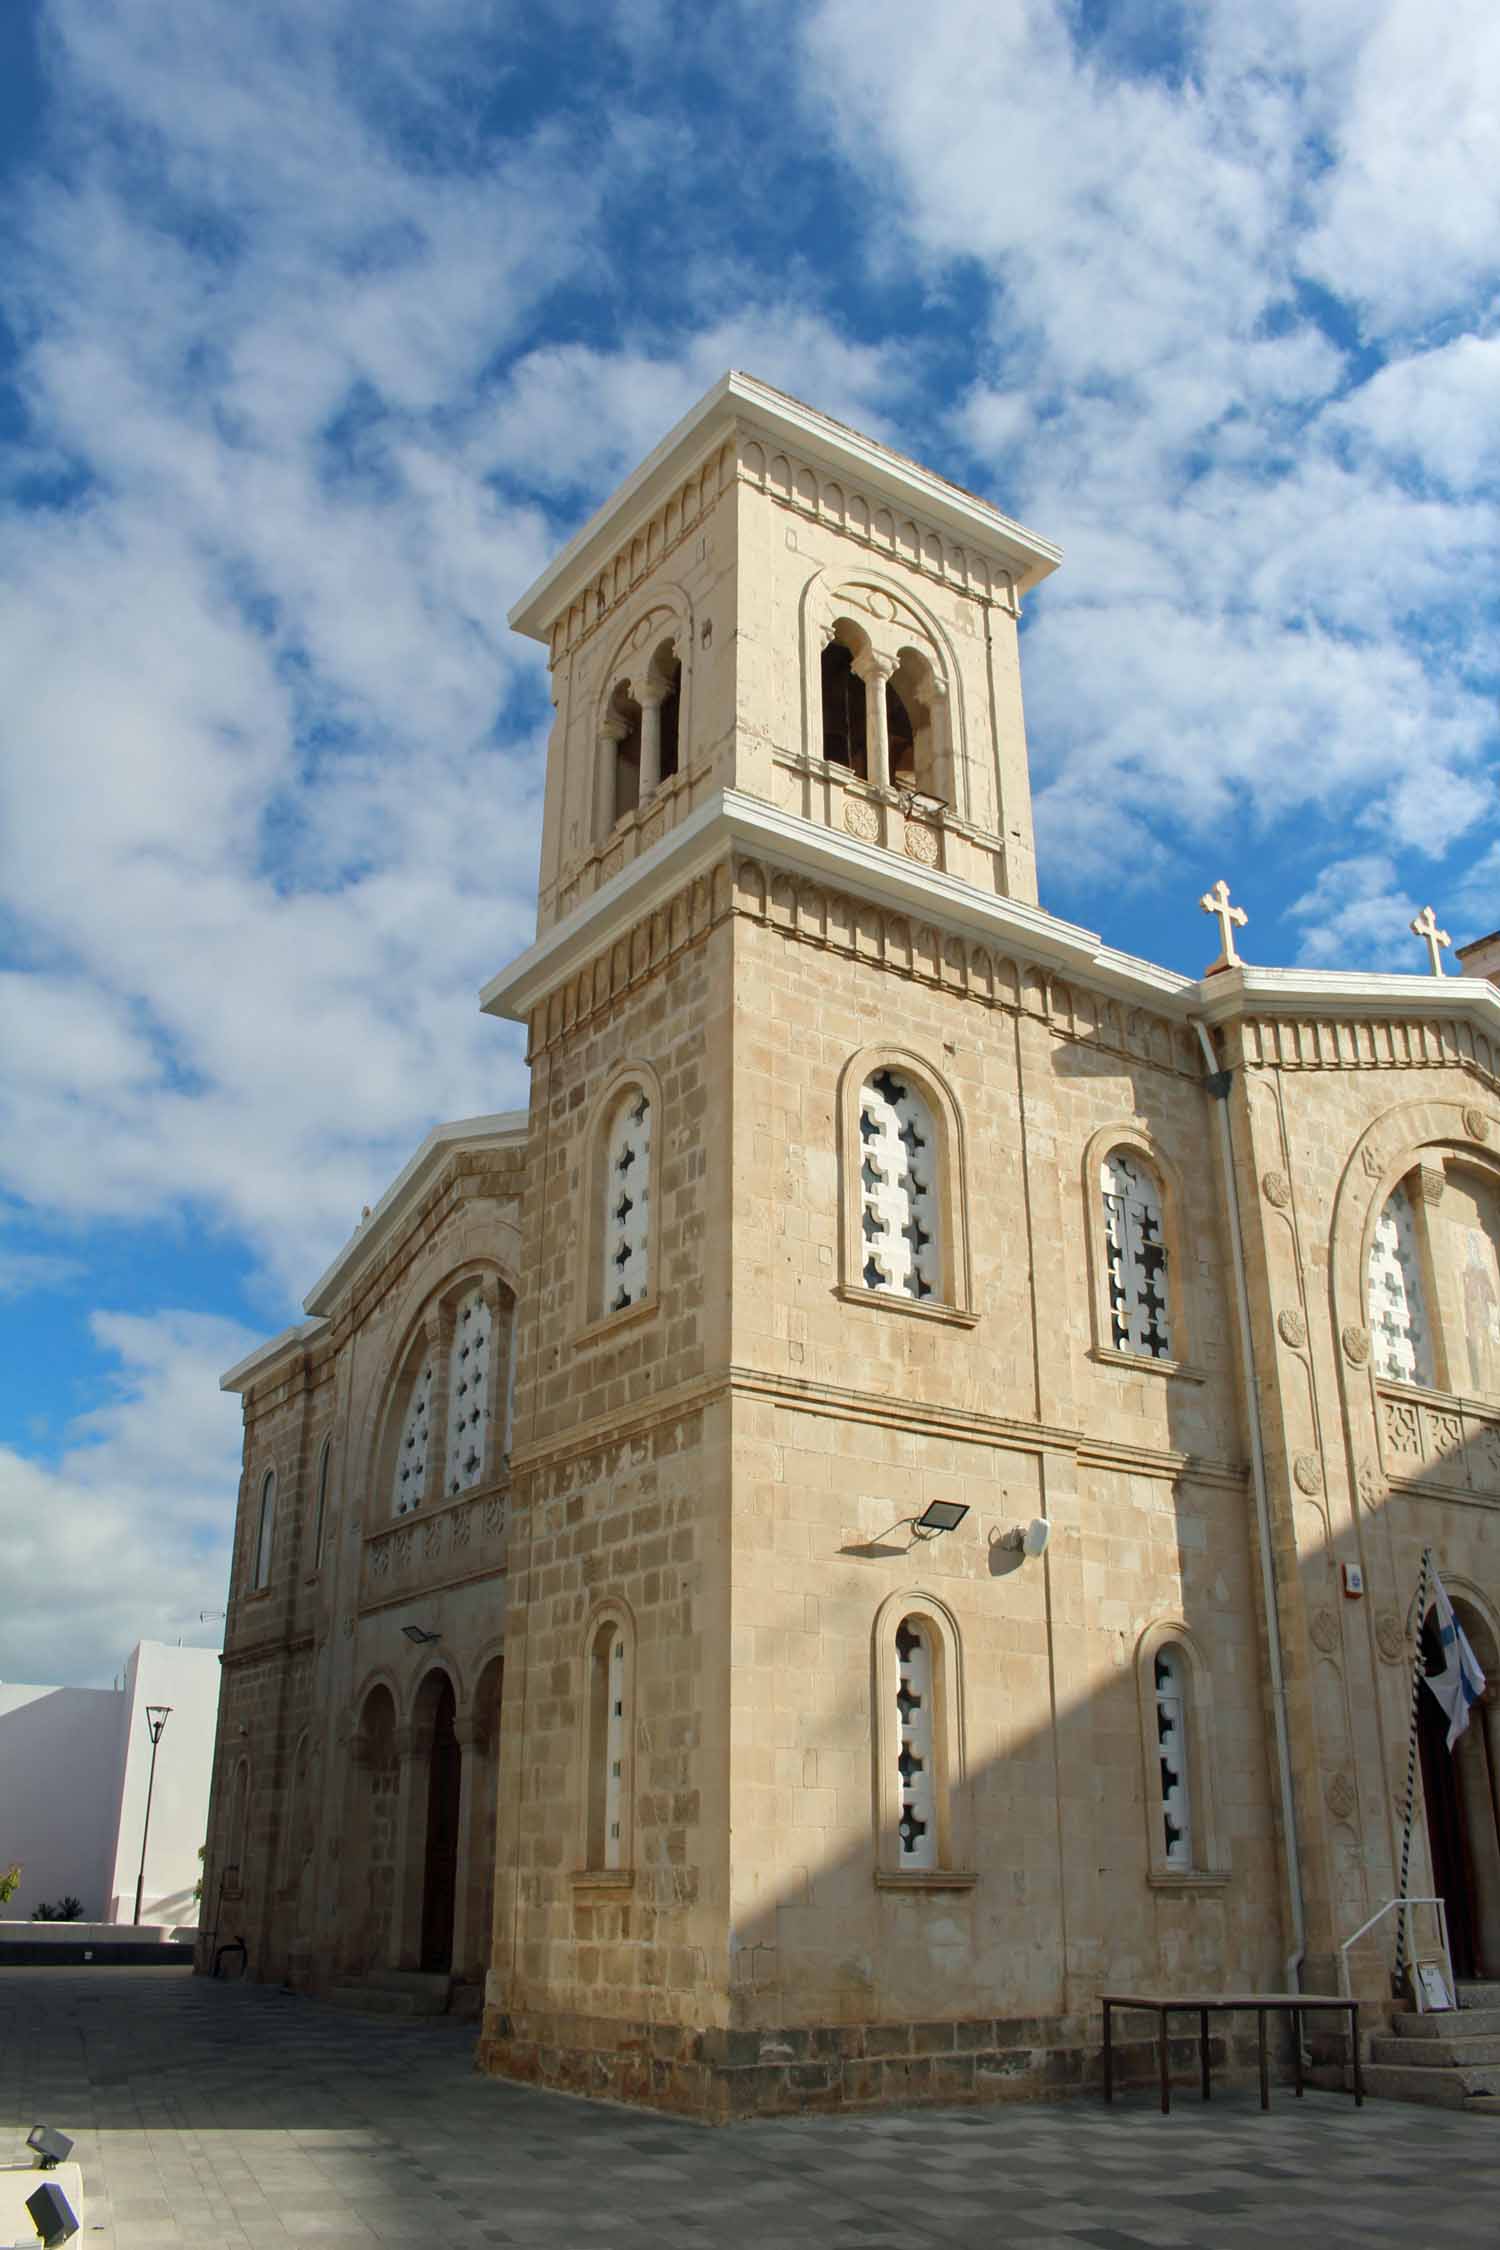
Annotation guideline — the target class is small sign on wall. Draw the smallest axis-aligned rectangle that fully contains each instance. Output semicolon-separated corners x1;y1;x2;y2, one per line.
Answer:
1342;1562;1365;1598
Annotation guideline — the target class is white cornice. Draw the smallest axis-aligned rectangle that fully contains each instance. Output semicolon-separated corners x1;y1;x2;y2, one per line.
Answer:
478;794;1500;1061
221;1320;326;1396
507;370;1061;644
301;1110;529;1319
479;791;1194;1023
1194;963;1500;1032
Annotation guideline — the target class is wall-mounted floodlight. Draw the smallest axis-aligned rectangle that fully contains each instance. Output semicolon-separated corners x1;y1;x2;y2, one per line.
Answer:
26;2183;79;2247
914;1501;970;1538
1000;1517;1051;1559
26;2130;73;2171
400;1624;441;1646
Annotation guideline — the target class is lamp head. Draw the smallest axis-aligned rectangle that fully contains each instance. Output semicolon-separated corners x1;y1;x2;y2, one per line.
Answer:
26;2129;73;2171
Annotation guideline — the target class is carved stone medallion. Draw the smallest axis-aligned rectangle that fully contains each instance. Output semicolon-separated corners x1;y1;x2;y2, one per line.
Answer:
1310;1606;1340;1654
1342;1323;1371;1367
1357;1458;1381;1510
1376;1610;1406;1662
904;823;939;865
1293;1452;1323;1495
843;801;879;842
1277;1308;1307;1348
1261;1169;1291;1208
1464;1106;1490;1142
1325;1771;1357;1823
1361;1142;1385;1179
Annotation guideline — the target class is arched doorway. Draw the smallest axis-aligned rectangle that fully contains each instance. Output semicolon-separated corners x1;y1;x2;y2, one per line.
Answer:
417;1673;462;1973
1420;1599;1500;1980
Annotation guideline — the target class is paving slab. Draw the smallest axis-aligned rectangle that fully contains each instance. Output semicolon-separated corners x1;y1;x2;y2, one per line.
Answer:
3;1968;1500;2249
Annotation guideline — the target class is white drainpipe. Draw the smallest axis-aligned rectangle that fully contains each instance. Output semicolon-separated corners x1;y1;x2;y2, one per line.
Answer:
1192;1016;1306;1994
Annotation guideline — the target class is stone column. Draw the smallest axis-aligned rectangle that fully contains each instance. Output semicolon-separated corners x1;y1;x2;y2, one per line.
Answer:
928;687;954;810
634;680;667;803
391;1719;430;1970
854;652;897;792
449;1716;484;1981
597;717;627;837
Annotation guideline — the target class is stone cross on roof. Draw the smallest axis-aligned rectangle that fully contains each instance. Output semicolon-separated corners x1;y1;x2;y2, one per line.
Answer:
1199;878;1248;974
1410;904;1451;976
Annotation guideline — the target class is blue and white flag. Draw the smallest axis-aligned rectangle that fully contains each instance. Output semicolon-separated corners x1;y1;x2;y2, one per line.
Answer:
1425;1572;1487;1751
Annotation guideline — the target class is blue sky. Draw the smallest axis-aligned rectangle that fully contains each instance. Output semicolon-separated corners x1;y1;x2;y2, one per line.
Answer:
2;0;1497;1686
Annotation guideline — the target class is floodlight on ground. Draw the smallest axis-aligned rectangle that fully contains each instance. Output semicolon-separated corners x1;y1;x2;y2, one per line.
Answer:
1000;1517;1051;1559
25;2131;72;2172
913;1500;969;1538
25;2184;78;2247
400;1624;442;1645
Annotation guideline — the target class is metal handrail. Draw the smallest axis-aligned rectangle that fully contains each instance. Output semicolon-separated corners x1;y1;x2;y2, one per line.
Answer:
1338;1895;1453;2000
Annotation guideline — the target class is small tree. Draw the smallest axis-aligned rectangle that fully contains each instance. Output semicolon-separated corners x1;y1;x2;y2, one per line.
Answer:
32;1897;84;1923
0;1864;20;1907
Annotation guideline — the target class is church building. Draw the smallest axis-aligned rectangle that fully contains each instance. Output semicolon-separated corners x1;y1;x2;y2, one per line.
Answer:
207;373;1500;2116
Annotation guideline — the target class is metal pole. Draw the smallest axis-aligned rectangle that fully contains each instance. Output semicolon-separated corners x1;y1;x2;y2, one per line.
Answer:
132;1706;171;1927
1393;1547;1434;1989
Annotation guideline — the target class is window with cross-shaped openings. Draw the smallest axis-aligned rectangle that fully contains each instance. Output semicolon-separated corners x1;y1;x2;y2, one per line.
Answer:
1368;1181;1434;1387
895;1618;937;1868
1102;1151;1171;1358
252;1470;276;1591
859;1069;940;1301
1153;1646;1193;1872
392;1357;434;1517
603;1087;652;1314
585;1617;631;1872
444;1288;491;1496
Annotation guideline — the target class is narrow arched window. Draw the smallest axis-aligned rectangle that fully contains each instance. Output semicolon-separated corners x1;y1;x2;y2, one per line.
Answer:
312;1440;331;1571
391;1354;435;1517
887;683;916;787
586;1623;629;1870
859;1068;939;1300
444;1286;492;1496
253;1470;276;1591
610;686;642;820
1153;1646;1193;1871
895;1618;937;1870
1369;1181;1435;1386
821;640;868;777
602;1087;652;1314
657;653;682;782
1102;1151;1171;1358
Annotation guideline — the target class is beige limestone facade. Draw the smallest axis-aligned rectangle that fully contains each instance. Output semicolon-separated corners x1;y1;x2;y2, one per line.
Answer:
206;373;1500;2117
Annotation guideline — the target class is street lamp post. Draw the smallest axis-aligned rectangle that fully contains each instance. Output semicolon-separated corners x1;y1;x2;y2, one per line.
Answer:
132;1704;173;1926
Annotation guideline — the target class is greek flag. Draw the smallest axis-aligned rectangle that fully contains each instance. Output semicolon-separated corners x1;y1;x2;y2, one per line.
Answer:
1425;1572;1487;1750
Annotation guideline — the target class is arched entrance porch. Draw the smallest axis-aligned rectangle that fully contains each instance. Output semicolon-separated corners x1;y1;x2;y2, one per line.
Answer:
1420;1596;1500;1980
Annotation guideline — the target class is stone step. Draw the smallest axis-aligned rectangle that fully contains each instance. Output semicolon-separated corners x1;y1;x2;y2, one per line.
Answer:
1458;1980;1500;2009
1371;2033;1500;2069
326;1982;449;2017
361;1970;452;1997
1345;2061;1500;2109
1394;2005;1500;2040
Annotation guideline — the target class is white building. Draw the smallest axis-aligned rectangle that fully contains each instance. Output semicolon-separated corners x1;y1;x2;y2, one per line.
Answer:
0;1641;221;1926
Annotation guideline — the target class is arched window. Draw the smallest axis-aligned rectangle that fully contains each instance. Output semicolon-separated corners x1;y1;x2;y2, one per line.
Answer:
584;1617;631;1873
602;1086;652;1315
312;1439;331;1572
821;639;868;776
1135;1622;1225;1885
444;1286;492;1497
1369;1180;1435;1386
859;1068;939;1301
391;1353;435;1517
895;1618;938;1870
1102;1150;1171;1359
871;1595;970;1884
1152;1645;1193;1871
253;1470;276;1591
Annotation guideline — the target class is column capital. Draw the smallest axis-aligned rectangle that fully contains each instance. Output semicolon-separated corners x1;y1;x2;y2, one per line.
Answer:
631;676;670;709
852;648;899;684
598;714;630;744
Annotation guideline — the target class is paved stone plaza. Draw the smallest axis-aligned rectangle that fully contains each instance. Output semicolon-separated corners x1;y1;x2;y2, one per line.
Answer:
2;1968;1498;2250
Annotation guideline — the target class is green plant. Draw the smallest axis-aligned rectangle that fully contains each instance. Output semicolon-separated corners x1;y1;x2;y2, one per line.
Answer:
31;1897;83;1923
0;1863;20;1906
193;1844;205;1905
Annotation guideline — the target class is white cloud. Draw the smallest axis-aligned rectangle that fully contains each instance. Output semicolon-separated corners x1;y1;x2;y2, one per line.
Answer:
1285;852;1423;970
0;1310;253;1687
798;0;1500;908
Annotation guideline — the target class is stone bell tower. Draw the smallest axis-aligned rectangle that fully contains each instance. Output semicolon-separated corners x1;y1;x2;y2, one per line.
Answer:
478;373;1077;2117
